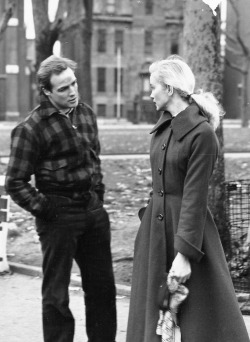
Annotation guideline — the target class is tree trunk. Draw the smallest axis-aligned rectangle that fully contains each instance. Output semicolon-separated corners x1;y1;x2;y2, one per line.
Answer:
32;0;62;70
183;0;231;257
242;70;249;127
80;0;93;106
59;0;93;106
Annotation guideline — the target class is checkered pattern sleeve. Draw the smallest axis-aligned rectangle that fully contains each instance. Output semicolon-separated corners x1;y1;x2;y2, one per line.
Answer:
90;110;105;201
5;124;49;217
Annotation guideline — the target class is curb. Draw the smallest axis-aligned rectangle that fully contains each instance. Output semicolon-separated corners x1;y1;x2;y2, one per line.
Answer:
9;262;131;297
6;263;250;314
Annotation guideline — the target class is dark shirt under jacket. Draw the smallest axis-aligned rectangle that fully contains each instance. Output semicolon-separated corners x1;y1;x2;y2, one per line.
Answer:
5;94;104;219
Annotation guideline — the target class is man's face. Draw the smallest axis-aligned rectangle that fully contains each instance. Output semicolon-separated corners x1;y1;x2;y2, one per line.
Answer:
44;67;79;110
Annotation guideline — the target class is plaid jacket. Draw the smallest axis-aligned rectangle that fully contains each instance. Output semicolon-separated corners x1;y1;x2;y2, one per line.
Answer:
5;94;104;218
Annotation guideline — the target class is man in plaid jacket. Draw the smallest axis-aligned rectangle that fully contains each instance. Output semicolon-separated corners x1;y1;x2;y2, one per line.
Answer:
5;55;117;342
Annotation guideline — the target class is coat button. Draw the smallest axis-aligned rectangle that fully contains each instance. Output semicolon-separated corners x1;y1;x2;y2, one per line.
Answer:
161;143;167;150
158;190;164;197
158;168;162;175
157;214;164;221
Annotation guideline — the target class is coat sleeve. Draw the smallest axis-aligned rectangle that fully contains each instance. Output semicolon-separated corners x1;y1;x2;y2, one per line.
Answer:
174;125;219;262
5;125;56;219
89;110;105;201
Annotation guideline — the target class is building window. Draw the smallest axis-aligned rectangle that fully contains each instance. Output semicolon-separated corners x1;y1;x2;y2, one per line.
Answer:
145;0;153;15
97;29;106;53
97;68;106;92
143;76;150;93
115;29;123;54
97;104;106;117
114;104;124;118
171;39;179;54
107;0;115;14
144;30;153;55
114;68;123;93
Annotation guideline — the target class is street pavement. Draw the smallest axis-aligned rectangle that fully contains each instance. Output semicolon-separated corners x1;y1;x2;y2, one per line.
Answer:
0;272;129;342
1;272;250;342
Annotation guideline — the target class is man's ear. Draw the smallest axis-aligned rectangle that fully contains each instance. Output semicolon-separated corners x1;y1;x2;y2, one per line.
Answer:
43;88;51;96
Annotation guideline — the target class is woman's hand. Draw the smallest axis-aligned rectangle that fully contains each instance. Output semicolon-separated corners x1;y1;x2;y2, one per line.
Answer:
169;252;191;284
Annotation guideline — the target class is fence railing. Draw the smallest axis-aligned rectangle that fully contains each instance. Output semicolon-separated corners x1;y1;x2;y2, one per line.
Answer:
226;180;250;293
0;175;10;273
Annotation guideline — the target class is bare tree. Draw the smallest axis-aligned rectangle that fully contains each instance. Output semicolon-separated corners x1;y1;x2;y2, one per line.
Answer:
80;0;93;106
226;0;250;127
31;0;93;105
32;0;63;69
183;0;230;257
0;0;16;41
59;0;93;106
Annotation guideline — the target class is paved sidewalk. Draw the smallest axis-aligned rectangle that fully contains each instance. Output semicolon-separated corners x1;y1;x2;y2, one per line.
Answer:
0;272;129;342
1;272;250;342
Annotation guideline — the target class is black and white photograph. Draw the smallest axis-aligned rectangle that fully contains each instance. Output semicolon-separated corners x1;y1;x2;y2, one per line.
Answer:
1;0;250;341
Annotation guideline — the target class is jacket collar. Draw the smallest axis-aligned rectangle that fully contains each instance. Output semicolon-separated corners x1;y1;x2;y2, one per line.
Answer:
150;104;208;140
37;93;58;119
37;94;78;119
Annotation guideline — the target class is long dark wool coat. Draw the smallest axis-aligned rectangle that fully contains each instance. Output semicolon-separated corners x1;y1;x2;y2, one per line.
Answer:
126;104;249;342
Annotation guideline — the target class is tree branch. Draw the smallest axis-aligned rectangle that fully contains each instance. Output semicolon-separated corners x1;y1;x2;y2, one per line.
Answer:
54;0;67;22
226;31;238;46
227;0;249;57
0;0;16;41
225;57;248;74
49;18;63;43
226;44;244;57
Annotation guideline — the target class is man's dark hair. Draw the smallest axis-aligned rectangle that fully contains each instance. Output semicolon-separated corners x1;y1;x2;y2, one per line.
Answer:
37;55;77;92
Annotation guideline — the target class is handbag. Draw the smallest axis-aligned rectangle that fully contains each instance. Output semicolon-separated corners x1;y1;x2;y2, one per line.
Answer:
156;274;189;342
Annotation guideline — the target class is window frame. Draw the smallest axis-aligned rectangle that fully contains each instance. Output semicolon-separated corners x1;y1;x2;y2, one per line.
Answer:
97;28;107;53
144;30;153;55
97;67;106;92
114;29;124;54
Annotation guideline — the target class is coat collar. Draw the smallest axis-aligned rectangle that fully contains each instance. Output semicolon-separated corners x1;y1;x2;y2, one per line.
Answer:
37;93;79;119
37;93;58;118
150;104;208;140
150;111;172;134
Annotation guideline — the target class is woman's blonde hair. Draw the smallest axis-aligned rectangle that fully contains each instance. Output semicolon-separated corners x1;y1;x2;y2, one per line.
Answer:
149;56;224;130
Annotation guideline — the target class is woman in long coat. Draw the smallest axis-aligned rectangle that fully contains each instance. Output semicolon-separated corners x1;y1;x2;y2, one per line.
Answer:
126;57;249;342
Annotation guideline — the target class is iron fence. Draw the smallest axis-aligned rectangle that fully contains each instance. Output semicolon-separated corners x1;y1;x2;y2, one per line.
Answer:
226;180;250;293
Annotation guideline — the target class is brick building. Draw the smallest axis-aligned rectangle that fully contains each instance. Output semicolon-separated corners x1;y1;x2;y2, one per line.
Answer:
223;0;250;121
61;0;184;120
0;0;30;121
1;0;249;122
0;0;184;121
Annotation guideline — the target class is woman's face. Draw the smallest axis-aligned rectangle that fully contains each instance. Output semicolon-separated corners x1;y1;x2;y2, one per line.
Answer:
150;73;170;111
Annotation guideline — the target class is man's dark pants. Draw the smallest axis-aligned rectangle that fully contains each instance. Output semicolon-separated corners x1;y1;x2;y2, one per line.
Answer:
36;193;117;342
